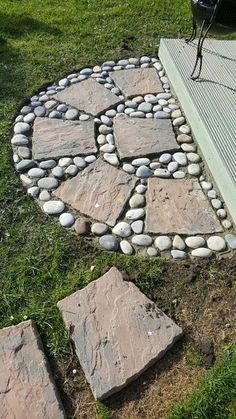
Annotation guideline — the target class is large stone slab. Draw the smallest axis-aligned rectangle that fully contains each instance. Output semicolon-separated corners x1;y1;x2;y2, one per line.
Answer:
57;267;182;400
54;159;136;226
0;320;65;419
145;178;223;235
53;78;122;116
113;114;179;159
110;68;163;98
32;117;97;160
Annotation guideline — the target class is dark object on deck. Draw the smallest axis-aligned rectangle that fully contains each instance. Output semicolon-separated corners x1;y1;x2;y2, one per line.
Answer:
186;0;236;79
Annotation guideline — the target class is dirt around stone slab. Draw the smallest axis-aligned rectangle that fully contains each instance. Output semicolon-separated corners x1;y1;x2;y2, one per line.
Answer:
53;255;236;419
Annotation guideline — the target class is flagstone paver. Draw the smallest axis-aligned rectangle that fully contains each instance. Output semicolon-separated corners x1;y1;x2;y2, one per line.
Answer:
57;267;183;400
54;158;136;226
113;114;179;159
145;178;223;235
53;78;122;116
32;117;97;160
110;68;163;98
0;320;65;419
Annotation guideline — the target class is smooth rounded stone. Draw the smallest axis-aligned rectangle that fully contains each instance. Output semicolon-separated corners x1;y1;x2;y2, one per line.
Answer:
187;152;200;163
123;163;135;174
59;78;69;87
154;236;172;251
74;219;90;235
14;122;30;134
129;194;145;208
147;247;158;257
31;101;42;108
208;189;217;199
173;116;185;127
146;113;154;119
211;198;222;210
34;106;46;117
16;159;35;171
150;162;161;170
162;107;171;114
130;111;145;118
93;65;101;72
154;111;170;119
179;124;191;134
59;212;74;227
57;104;68;112
156;93;171;100
52;166;64;178
120;240;133;255
138;102;153;113
132;96;144;104
96;77;106;84
38;177;58;189
47;89;56;95
207;236;226;252
23;113;35;123
125;108;134;115
154;168;171;178
181;143;196;152
80;68;92;75
131;234;152;246
97;134;106;145
173;152;187;166
20;174;33;186
136;165;152;178
43;200;65;215
158;99;168;106
141;179;147;185
144;94;158;104
217;209;226;219
185;236;205;248
28;168;45;178
159;153;172;164
153;62;162;71
112;222;131;238
177;134;192;144
39;94;49;102
99;235;119;251
49;110;62;119
13;154;20;163
173;235;185;250
18;146;30;159
104;153;119;166
201;181;212;191
128;57;139;65
222;219;232;229
100;115;112;126
20;105;32;115
191;248;213;258
117;104;125;113
131;220;144;234
171;109;182;119
100;144;115;153
45;100;57;110
126;208;145;221
91;223;109;236
15;115;24;122
70;77;79;84
171;250;186;259
132;158;151;166
125;100;138;109
168;104;179;110
105;109;117;118
199;175;205;181
85;155;96;164
39;159;56;169
27;186;39;197
135;184;146;194
59;157;72;167
79;114;90;121
65;164;78;176
65;109;79;120
225;234;236;249
188;163;201;176
153;105;162;112
140;55;151;63
161;76;168;84
99;124;112;135
39;190;51;201
168;161;179;173
173;170;185;179
117;59;129;66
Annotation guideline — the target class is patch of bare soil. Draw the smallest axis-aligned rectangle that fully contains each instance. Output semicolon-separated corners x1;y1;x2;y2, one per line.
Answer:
53;255;236;419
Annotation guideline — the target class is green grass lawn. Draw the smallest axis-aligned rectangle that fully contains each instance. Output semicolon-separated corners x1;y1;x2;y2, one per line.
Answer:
0;1;235;417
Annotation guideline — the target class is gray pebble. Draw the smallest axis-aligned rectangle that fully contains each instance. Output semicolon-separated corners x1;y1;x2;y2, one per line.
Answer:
154;111;170;119
38;177;58;189
173;170;185;179
79;114;90;121
45;100;57;110
208;189;217;199
99;124;112;135
126;208;145;220
85;155;96;164
52;166;64;178
154;168;171;178
106;134;114;144
117;104;125;113
16;159;35;171
144;94;158;104
91;223;109;235
20;174;33;186
154;236;172;251
97;134;106;145
28;168;45;178
23;113;35;123
101;115;112;126
39;190;51;201
222;220;232;229
149;162;161;170
99;235;119;251
188;163;201;176
159;153;172;164
57;104;68;112
153;105;162;112
100;144;115;153
130;111;145;118
14;122;30;134
187;152;200;163
15;115;24;122
65;164;78;176
168;161;179;173
131;234;152;246
21;105;32;115
217;209;226;219
120;240;133;255
171;250;186;259
135;184;146;194
80;68;92;75
147;247;158;257
129;194;145;208
59;157;72;167
173;235;185;250
34;106;46;117
49;110;62;119
173;152;187;166
132;158;150;166
185;236;205;248
65;109;79;120
105;109;117;117
131;220;144;234
59;213;74;227
125;100;138;109
173;117;185;127
43;200;65;215
27;186;39;197
225;234;236;249
191;248;212;258
39;160;56;169
136;165;152;178
211;198;222;210
104;153;119;166
18;146;30;159
59;78;69;87
156;93;171;100
123;164;135;174
112;222;131;237
179;124;191;134
138;102;153;113
207;236;226;251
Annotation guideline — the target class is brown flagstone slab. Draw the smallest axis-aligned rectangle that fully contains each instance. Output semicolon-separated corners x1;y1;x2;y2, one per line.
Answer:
32;117;97;160
110;68;163;98
54;158;136;226
0;320;65;419
53;78;122;116
113;114;179;159
145;178;223;235
57;267;183;400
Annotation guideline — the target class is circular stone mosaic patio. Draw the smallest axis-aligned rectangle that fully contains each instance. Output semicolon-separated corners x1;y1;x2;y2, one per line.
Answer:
12;56;236;258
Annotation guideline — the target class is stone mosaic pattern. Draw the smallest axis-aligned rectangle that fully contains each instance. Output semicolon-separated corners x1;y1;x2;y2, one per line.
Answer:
0;320;65;418
11;56;236;259
57;267;182;400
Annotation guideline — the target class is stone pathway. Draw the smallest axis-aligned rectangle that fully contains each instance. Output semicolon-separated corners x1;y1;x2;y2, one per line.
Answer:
11;56;236;258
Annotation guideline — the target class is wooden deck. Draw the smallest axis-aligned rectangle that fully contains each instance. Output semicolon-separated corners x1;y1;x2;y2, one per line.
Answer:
159;38;236;224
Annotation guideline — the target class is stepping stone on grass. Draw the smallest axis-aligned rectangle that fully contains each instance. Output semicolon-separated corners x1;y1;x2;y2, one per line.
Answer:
57;267;182;400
